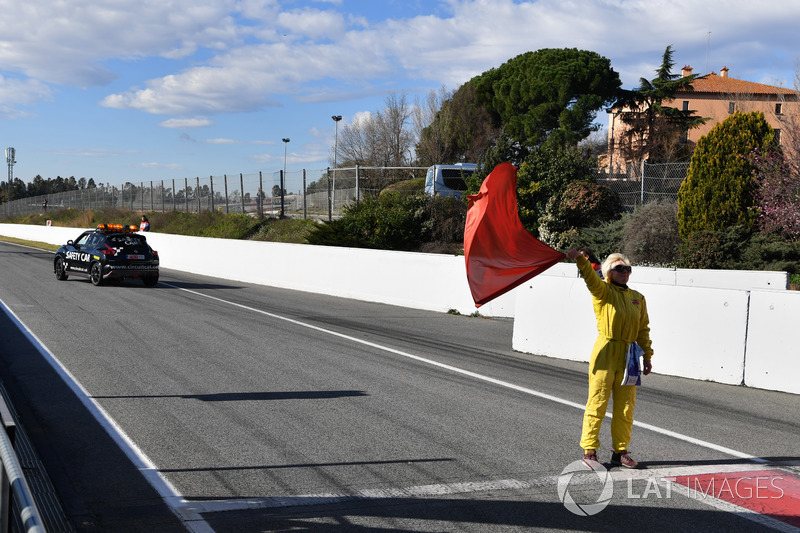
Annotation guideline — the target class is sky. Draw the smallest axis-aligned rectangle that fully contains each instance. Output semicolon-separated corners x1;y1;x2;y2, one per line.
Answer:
2;0;800;187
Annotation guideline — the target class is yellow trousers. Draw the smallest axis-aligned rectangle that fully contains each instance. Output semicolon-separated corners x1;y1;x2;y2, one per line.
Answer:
580;338;637;452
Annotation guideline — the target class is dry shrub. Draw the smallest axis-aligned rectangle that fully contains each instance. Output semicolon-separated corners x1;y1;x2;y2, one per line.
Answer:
621;200;680;265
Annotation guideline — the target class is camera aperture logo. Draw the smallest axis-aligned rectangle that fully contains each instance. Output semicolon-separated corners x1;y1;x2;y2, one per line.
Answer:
557;460;614;516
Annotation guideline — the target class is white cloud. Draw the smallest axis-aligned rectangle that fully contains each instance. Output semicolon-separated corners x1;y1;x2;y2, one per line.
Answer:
4;0;800;120
0;75;53;116
205;137;274;145
159;117;215;129
276;8;348;40
139;162;184;170
0;0;243;87
55;148;141;157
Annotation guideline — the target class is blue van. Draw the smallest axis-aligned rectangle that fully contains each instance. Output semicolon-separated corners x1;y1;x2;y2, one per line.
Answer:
424;163;478;198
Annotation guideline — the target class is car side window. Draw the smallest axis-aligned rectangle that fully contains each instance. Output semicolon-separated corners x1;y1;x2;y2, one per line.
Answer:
75;233;91;247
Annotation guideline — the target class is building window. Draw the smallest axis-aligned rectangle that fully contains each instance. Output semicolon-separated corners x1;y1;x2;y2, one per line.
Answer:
683;101;689;111
728;102;735;114
774;129;781;145
775;103;783;115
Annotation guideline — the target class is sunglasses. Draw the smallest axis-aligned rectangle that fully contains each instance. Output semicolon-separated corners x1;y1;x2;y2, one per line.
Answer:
610;265;632;273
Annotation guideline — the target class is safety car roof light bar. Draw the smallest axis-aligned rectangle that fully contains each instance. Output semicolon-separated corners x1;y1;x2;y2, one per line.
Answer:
96;223;139;233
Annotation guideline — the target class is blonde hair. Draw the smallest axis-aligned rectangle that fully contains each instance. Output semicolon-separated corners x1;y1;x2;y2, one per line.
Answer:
601;253;631;280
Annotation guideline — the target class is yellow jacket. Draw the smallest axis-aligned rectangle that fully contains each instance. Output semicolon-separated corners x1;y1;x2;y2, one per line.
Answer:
576;256;653;362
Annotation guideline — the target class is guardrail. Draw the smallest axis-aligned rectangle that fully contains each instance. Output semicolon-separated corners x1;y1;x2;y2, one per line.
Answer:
0;397;44;533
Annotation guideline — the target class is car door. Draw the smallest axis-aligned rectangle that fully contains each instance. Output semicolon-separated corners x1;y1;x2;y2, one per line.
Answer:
63;231;93;274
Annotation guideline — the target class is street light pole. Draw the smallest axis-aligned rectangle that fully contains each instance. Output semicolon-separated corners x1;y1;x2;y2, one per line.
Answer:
281;138;290;218
331;115;342;211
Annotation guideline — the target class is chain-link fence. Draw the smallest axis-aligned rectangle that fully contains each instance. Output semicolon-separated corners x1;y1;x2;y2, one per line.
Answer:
596;161;690;212
2;162;687;219
1;166;428;220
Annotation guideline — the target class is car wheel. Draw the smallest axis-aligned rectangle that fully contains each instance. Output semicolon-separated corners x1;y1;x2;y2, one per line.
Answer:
143;275;159;287
54;257;69;280
90;263;105;286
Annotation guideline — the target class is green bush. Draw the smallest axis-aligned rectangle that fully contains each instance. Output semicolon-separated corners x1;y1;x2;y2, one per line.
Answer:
537;181;621;248
678;226;800;275
740;233;800;275
576;216;627;259
678;230;727;269
425;196;467;244
380;178;425;195
517;144;597;231
306;192;432;251
621;201;680;265
250;218;319;244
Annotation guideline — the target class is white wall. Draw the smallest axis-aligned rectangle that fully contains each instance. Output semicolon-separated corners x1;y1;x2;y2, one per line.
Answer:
2;223;796;394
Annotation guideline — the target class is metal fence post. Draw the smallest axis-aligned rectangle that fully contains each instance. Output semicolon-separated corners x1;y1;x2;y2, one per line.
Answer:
303;169;307;219
258;171;263;219
210;176;215;213
240;173;245;214
224;174;229;214
640;160;646;206
327;168;332;221
279;170;285;218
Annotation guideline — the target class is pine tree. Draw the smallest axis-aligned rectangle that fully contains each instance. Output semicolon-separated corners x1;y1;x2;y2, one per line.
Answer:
616;45;706;165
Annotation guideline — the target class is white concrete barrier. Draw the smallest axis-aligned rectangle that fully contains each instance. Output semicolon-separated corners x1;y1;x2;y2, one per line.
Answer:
511;278;748;385
512;271;798;393
1;223;796;394
744;290;800;395
676;268;788;290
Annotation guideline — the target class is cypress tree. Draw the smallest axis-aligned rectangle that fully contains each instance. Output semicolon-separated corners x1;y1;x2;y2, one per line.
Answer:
677;111;775;239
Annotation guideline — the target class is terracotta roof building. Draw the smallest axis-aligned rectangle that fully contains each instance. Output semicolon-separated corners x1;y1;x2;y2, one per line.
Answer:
605;65;799;173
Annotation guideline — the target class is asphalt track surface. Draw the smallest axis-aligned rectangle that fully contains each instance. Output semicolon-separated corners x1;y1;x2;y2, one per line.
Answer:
0;240;798;532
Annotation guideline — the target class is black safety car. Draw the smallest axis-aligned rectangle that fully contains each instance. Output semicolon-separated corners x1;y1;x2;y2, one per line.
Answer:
54;224;159;286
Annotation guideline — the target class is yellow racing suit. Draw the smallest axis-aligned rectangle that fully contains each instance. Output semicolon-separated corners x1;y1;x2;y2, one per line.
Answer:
575;255;653;453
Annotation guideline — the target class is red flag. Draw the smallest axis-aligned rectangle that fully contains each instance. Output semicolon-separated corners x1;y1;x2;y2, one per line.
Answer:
464;162;565;307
